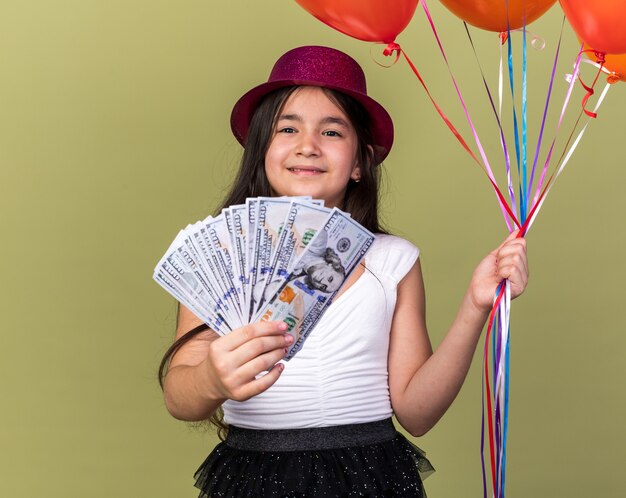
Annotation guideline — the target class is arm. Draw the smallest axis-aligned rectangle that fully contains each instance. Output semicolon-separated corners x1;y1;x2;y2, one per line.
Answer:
162;305;294;421
389;234;528;437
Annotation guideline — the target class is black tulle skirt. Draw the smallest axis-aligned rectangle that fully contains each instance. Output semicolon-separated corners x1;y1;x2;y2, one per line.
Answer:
193;418;434;497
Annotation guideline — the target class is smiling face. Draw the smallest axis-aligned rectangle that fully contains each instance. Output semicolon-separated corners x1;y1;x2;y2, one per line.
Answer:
264;86;361;208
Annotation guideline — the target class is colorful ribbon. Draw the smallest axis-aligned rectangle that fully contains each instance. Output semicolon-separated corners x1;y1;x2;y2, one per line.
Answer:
380;3;612;497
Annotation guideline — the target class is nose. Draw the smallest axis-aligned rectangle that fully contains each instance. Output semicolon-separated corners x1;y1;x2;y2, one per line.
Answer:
313;276;327;292
295;131;320;157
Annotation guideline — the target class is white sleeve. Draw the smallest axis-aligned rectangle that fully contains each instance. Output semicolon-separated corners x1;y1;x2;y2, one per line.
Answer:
367;235;420;285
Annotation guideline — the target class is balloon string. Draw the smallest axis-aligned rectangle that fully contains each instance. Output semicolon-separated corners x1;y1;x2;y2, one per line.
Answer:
482;271;516;497
498;281;511;497
496;17;521;485
504;19;524;225
524;81;611;233
414;0;521;230
381;42;521;229
523;47;588;232
483;283;505;496
499;36;504;116
521;24;528;223
370;42;403;68
421;0;498;182
578;57;622;84
527;17;565;206
480;368;488;498
493;293;502;496
578;49;606;118
383;42;402;60
527;108;585;228
529;43;583;211
463;24;517;225
500;28;546;50
483;254;520;497
501;280;511;496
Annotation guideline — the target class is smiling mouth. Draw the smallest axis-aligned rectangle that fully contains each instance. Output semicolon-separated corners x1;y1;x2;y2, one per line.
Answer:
287;167;324;174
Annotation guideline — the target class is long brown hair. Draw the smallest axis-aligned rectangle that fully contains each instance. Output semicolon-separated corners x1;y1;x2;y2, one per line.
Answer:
158;85;389;439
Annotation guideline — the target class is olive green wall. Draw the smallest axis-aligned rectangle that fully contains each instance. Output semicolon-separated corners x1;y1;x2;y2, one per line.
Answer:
1;1;623;497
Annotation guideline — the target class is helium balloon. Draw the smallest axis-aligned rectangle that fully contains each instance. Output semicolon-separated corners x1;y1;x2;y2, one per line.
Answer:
295;0;419;43
560;0;626;54
439;0;556;32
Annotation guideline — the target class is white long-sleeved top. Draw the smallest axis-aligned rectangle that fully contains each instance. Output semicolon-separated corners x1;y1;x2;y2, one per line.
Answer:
223;234;420;429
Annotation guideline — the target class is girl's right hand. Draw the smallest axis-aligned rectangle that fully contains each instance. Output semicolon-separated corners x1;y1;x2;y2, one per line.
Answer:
200;320;293;402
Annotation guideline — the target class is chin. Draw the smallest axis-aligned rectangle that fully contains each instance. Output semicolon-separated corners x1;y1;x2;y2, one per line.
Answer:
283;186;323;199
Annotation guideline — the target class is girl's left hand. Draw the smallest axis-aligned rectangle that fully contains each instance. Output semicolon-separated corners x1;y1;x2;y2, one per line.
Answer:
468;230;529;314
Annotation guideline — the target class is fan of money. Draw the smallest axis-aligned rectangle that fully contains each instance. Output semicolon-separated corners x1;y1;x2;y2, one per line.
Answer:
153;197;375;359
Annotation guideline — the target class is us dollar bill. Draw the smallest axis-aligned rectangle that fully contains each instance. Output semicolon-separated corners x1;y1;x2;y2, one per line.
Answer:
248;197;324;317
254;200;332;311
224;204;249;319
183;220;242;328
154;233;231;334
244;198;260;322
203;215;244;326
248;197;294;318
153;197;374;354
154;270;229;335
256;208;375;359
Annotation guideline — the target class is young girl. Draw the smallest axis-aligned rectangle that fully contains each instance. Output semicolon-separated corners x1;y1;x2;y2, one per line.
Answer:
159;45;529;497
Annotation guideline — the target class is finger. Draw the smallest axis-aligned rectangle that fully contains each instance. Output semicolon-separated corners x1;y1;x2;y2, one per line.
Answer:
498;262;527;284
491;230;525;256
497;253;527;281
497;241;528;276
208;343;288;398
233;362;286;401
500;235;527;252
496;247;528;268
237;346;290;381
496;250;529;291
219;320;289;352
229;332;294;366
505;270;528;298
496;238;527;266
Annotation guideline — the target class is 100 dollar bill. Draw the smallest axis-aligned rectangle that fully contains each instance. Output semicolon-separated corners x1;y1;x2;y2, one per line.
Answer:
256;208;375;360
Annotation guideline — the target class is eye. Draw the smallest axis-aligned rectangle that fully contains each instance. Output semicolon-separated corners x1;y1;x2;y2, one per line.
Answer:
278;127;296;134
322;130;342;137
327;275;334;283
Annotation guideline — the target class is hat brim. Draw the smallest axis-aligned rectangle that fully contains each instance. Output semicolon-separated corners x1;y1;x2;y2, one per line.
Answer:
230;79;394;164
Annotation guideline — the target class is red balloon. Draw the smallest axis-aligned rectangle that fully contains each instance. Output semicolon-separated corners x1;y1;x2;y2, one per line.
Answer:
560;0;626;54
438;0;556;32
294;0;419;44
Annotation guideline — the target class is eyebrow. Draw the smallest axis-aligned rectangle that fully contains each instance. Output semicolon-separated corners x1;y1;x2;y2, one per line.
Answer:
277;113;350;128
